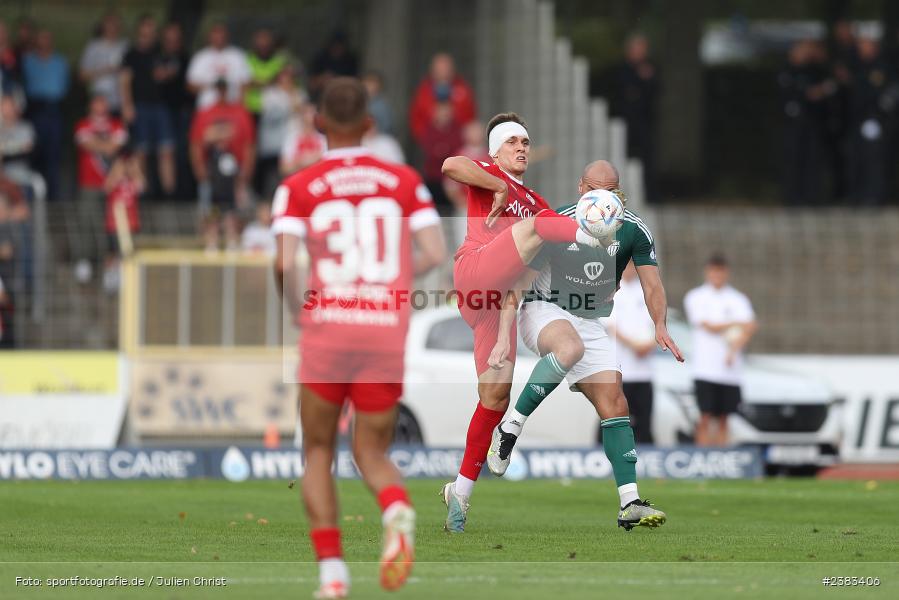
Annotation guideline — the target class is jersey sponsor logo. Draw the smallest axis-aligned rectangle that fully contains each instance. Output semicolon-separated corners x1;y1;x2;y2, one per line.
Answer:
584;261;605;281
506;201;536;219
566;243;580;252
309;178;328;196
606;240;620;257
529;384;547;397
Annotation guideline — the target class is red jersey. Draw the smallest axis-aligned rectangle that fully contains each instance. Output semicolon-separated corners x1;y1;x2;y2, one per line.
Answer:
75;116;128;188
189;102;256;165
105;178;141;233
455;160;550;259
408;76;477;142
271;147;440;354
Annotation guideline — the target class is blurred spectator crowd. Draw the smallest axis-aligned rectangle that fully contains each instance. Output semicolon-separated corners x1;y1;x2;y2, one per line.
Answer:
0;12;493;346
780;20;899;206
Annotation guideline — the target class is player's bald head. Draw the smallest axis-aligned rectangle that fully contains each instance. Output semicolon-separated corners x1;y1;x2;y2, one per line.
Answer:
319;77;369;133
580;160;619;191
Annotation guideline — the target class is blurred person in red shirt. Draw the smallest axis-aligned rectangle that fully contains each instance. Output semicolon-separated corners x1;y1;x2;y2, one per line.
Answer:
189;79;256;250
418;99;462;216
103;147;144;292
73;93;127;282
408;53;475;143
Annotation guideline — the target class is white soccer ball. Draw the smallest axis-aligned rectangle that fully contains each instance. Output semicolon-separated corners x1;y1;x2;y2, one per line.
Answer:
575;189;625;240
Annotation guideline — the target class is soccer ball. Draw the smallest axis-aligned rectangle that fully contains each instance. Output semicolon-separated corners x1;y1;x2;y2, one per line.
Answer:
575;189;625;240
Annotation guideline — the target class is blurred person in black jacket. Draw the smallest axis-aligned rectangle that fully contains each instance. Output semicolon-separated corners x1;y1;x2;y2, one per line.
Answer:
779;40;835;205
613;34;658;203
826;20;857;201
846;37;899;206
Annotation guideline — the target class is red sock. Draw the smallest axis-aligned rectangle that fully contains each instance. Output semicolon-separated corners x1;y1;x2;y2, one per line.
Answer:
534;209;579;242
310;527;342;560
459;402;506;480
377;485;411;512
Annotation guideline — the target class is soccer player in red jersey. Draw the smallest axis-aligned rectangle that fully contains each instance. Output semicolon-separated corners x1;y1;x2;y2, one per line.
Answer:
272;78;446;598
439;112;604;532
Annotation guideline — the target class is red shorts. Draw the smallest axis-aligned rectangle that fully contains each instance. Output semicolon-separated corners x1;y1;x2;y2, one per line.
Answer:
300;345;404;412
453;226;526;375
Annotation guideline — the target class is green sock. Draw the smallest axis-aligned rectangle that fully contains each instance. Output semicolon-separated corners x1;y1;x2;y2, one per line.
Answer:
601;417;638;487
513;352;569;416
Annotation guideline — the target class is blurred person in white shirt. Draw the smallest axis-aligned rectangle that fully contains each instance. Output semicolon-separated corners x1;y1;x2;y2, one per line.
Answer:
79;13;127;113
186;22;251;109
257;65;306;196
683;254;757;446
608;261;657;444
362;120;404;164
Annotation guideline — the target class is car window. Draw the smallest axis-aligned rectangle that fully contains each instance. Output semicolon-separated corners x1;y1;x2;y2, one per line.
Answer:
421;313;552;358
425;316;475;352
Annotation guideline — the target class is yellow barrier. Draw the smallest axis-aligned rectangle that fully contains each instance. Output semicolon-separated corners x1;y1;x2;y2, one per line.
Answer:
0;352;119;394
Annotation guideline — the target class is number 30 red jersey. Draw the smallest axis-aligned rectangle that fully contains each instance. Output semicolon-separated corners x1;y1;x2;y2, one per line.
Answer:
271;147;440;354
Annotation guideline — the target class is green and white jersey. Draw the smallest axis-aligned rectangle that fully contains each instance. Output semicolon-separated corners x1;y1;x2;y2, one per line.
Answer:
526;205;657;318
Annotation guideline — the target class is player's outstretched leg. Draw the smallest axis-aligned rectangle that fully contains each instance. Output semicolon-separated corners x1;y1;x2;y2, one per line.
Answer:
300;386;350;599
510;210;607;267
352;403;415;591
488;320;584;475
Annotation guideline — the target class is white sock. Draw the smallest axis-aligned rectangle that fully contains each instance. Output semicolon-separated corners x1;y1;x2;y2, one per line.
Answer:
502;409;528;437
618;483;640;508
319;557;349;587
453;474;475;497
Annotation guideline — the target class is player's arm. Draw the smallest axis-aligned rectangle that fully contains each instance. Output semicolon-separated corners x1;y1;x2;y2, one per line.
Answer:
635;265;684;362
441;157;505;191
412;224;446;275
488;268;539;369
271;185;307;320
406;177;446;274
274;233;305;319
441;157;509;226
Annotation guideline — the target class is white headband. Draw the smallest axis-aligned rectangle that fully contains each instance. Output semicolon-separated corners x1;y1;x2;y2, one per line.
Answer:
488;121;529;157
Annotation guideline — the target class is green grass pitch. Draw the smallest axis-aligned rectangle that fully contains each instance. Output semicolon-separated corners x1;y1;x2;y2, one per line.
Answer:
2;478;897;599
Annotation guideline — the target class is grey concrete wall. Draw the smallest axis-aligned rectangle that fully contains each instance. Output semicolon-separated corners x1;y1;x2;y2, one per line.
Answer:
643;206;899;354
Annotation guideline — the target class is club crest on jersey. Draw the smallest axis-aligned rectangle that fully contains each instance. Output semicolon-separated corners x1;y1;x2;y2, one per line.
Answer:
309;178;327;196
606;240;620;257
584;261;604;281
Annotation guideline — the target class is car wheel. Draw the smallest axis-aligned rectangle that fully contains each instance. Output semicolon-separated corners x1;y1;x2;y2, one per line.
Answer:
394;403;424;445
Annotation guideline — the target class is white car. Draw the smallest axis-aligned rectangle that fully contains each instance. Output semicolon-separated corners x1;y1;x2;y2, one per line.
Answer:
397;307;841;469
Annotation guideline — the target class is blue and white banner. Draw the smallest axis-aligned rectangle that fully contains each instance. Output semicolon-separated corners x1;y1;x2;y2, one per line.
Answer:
0;446;762;481
0;449;205;480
